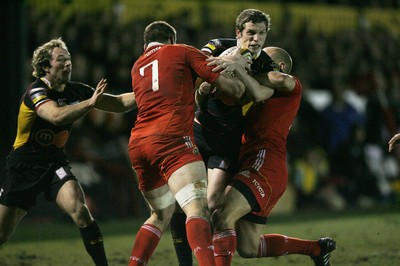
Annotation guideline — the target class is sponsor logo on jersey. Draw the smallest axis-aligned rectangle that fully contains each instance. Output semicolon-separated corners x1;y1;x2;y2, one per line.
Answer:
238;170;250;178
252;179;265;198
35;129;69;148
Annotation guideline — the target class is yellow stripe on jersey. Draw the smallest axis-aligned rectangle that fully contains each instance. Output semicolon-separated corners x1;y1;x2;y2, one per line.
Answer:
204;43;216;51
13;102;36;149
32;94;47;105
242;102;254;116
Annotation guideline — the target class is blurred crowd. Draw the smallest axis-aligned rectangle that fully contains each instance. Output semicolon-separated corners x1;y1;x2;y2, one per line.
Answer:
270;0;400;8
24;2;400;218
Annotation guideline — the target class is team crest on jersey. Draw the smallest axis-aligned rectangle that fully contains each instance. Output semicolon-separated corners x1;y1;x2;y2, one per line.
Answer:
238;170;250;178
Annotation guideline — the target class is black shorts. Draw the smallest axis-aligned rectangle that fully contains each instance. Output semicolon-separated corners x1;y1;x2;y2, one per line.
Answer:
0;156;77;211
193;122;241;175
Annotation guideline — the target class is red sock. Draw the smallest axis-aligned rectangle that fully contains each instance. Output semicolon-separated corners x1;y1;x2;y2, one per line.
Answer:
186;217;216;266
128;224;162;266
258;234;321;257
213;229;236;266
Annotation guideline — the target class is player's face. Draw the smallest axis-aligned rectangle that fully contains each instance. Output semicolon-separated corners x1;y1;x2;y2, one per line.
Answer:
46;47;72;86
236;22;268;54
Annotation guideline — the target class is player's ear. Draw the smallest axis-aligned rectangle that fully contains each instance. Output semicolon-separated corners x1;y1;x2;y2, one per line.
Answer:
280;62;286;73
235;28;241;39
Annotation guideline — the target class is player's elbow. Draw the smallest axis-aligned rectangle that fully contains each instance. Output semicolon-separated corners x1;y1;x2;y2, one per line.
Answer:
230;81;245;100
247;89;274;103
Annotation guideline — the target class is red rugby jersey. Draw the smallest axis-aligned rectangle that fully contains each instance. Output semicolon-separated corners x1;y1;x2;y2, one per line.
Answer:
130;43;220;140
241;77;302;159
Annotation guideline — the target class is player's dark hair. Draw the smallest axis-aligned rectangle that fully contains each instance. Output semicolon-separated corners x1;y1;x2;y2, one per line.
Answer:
143;21;177;46
236;9;271;33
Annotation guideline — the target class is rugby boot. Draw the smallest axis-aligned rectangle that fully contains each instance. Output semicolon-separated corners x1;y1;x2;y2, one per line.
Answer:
311;237;336;266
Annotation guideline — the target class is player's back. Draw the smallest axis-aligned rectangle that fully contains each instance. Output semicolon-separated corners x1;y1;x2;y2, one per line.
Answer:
243;77;302;156
131;43;217;139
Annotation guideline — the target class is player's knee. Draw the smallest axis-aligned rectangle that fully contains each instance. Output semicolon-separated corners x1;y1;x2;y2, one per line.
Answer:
148;206;175;231
236;243;258;258
211;208;232;230
65;203;93;227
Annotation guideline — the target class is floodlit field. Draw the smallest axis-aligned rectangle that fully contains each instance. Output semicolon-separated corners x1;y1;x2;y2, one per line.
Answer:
1;208;399;266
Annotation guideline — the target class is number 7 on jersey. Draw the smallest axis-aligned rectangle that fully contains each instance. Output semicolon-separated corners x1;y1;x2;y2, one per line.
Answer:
139;60;159;91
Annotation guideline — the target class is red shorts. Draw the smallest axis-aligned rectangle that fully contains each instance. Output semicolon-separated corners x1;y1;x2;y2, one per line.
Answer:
129;135;203;192
232;148;287;217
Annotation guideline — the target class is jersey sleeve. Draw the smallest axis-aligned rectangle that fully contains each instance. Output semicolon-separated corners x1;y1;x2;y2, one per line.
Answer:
29;85;51;110
185;45;220;84
200;38;238;57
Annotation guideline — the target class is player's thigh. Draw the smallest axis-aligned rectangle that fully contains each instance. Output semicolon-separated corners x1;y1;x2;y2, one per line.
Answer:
212;186;251;229
168;161;207;192
235;219;265;257
207;168;231;210
168;161;208;217
56;180;86;213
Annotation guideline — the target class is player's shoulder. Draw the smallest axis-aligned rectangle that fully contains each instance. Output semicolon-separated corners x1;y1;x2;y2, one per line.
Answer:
170;43;198;51
251;50;275;74
30;78;48;90
66;81;94;91
163;44;202;56
293;76;302;92
201;38;237;56
66;80;93;89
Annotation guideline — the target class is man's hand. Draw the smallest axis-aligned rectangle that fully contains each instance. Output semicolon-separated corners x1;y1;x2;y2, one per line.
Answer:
207;47;252;75
90;78;108;107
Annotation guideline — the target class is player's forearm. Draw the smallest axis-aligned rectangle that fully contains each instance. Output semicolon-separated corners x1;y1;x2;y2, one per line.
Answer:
39;100;94;126
233;67;273;102
96;92;137;113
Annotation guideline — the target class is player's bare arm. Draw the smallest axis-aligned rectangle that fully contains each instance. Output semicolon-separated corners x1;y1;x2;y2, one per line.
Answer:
37;78;107;126
96;91;137;113
208;56;274;103
254;71;296;93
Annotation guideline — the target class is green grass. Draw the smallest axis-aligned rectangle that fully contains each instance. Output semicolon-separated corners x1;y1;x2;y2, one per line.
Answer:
1;208;399;265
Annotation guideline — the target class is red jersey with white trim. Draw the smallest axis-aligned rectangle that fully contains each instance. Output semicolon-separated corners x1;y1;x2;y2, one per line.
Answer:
241;77;302;159
130;43;220;141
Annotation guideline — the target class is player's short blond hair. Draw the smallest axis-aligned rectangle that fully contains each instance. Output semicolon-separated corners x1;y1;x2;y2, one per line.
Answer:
31;38;68;78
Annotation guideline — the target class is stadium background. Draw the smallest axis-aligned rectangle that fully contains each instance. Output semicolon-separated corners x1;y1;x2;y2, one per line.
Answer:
1;0;399;220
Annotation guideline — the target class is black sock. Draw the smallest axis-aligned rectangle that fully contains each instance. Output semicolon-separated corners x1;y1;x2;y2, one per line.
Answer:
79;221;108;266
170;212;193;266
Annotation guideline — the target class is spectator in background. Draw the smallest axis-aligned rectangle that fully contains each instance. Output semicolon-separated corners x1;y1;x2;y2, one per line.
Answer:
317;77;366;209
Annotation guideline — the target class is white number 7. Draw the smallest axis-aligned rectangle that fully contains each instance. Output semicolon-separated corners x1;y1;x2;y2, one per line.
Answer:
139;60;159;91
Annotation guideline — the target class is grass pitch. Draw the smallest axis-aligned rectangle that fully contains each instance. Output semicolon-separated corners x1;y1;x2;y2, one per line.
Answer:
1;208;399;266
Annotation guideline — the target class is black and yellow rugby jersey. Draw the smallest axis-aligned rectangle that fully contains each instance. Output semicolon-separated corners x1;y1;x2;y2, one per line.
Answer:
196;38;274;134
11;78;94;162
